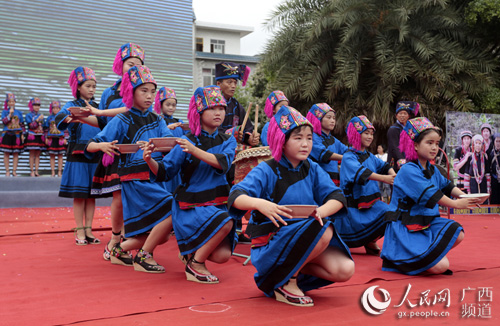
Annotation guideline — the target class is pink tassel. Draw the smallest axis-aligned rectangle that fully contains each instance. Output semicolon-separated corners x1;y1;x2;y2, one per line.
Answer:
242;66;251;87
188;95;201;136
41;134;45;143
414;102;420;116
306;111;322;135
399;130;418;161
264;97;274;119
347;123;362;151
120;71;134;109
102;153;115;167
67;70;79;98
16;137;20;146
28;101;34;112
154;91;162;114
112;48;124;76
267;117;286;161
59;138;64;146
28;133;35;141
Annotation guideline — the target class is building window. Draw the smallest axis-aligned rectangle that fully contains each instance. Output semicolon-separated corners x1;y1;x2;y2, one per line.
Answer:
210;39;225;54
202;68;215;86
195;37;203;52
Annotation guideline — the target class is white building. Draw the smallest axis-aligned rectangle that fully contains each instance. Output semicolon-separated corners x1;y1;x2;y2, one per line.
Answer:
193;20;260;89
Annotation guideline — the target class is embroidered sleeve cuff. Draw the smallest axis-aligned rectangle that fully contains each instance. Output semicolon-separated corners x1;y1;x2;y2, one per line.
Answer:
357;168;373;185
152;161;167;182
321;150;334;163
214;153;229;174
380;163;391;175
442;181;455;197
227;189;249;219
426;189;444;209
324;189;347;207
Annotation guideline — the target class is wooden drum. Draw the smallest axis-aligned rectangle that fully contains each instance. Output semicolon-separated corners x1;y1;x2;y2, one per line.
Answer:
233;146;272;184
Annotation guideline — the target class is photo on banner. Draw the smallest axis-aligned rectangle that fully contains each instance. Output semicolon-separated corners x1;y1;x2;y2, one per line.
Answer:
445;111;500;206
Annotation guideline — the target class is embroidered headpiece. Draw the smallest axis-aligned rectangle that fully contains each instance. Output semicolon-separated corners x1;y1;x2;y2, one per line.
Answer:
120;65;157;109
264;90;288;118
215;62;251;86
399;117;439;161
267;105;312;161
460;130;472;139
188;86;227;136
346;115;375;151
4;93;16;110
154;87;177;114
49;100;61;114
472;134;484;144
306;103;335;135
396;101;420;116
67;66;97;98
28;97;41;112
112;43;145;75
480;123;492;133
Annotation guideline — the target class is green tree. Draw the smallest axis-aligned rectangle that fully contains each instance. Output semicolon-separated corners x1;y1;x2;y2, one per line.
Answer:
262;0;497;130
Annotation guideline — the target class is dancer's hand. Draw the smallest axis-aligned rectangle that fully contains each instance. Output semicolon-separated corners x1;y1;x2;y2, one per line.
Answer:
256;199;292;228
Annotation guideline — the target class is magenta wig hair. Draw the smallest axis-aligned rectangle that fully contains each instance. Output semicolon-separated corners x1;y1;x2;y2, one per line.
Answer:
120;71;134;109
112;48;124;76
102;153;115;167
188;95;202;136
28;100;34;112
264;97;274;118
67;70;79;98
347;123;363;151
154;91;162;114
306;111;322;135
3;100;7;110
399;130;418;161
242;65;251;87
267;117;286;161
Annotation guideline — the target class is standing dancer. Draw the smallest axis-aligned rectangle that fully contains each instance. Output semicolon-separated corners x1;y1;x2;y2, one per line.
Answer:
154;87;187;137
453;130;473;193
56;67;105;245
44;101;66;177
24;97;46;176
1;93;24;176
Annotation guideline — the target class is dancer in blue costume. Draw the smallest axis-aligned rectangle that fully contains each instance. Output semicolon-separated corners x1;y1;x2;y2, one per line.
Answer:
44;101;66;177
306;103;348;186
24;97;46;176
1;93;24;176
228;106;353;307
335;115;395;255
381;117;480;275
144;85;237;284
154;87;187;138
56;66;106;245
261;90;288;146
86;65;174;273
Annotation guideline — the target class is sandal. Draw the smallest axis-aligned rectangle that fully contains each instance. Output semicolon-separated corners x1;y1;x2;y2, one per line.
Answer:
178;252;191;266
110;243;133;266
133;249;165;273
274;277;313;307
84;227;100;244
104;230;122;261
73;227;88;246
185;257;219;284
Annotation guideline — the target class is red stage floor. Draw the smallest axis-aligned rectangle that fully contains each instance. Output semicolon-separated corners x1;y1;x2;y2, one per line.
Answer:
0;207;498;325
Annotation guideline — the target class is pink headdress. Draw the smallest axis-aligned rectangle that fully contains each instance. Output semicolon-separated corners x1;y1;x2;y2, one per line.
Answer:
49;101;60;114
112;43;145;76
264;90;288;118
67;66;96;98
399;117;438;161
154;87;177;114
28;97;41;112
346;115;375;151
306;103;335;135
267;105;312;161
4;93;16;110
188;86;227;136
120;65;156;109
